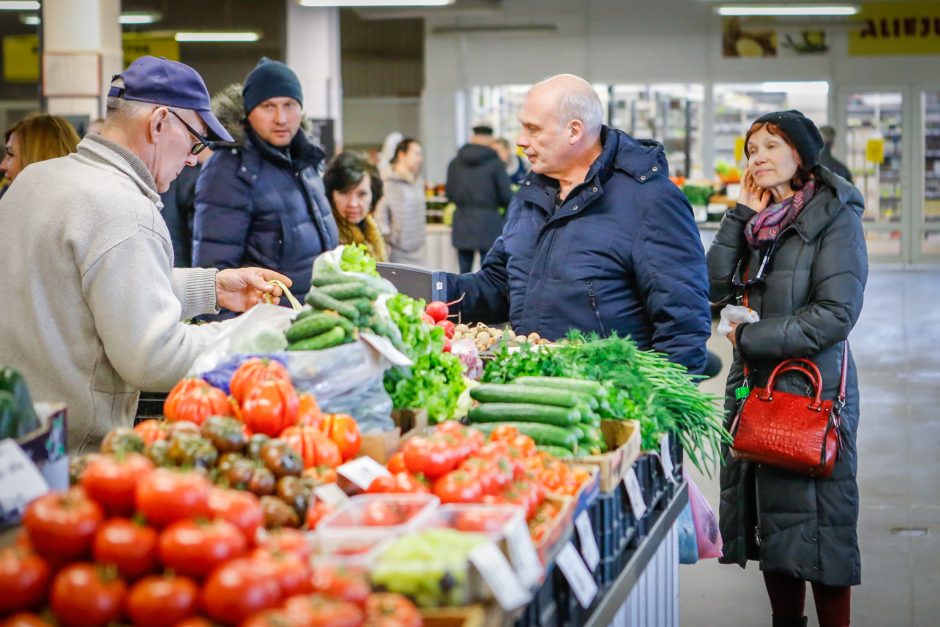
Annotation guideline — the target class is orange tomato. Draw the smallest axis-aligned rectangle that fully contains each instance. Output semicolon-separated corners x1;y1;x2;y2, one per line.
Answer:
322;414;361;461
281;426;341;469
241;378;299;437
229;358;290;405
164;379;231;426
297;393;325;429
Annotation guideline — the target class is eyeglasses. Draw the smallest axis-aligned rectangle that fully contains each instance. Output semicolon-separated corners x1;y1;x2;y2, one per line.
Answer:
167;109;210;155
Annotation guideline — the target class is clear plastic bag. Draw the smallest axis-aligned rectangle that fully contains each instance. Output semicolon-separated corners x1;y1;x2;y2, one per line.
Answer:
686;471;723;559
188;304;295;376
717;305;760;336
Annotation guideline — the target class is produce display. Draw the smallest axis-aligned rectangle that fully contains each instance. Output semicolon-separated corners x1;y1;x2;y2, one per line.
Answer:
0;366;40;439
451;323;551;353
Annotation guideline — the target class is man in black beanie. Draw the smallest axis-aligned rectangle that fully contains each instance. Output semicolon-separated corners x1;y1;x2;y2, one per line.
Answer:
193;58;339;316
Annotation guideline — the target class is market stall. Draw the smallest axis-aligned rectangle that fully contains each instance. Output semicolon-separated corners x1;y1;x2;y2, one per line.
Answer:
0;244;727;627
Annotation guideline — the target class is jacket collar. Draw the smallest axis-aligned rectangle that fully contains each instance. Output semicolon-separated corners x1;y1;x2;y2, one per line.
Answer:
78;135;161;203
245;124;325;172
789;166;865;243
517;126;668;218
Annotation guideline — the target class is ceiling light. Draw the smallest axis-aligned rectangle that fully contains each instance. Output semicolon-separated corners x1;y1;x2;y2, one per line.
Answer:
19;14;39;25
717;5;858;17
120;12;161;25
0;1;40;10
761;81;830;94
174;32;261;43
298;0;454;7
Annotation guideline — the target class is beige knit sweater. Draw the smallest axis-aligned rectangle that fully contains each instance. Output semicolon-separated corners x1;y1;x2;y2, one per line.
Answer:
0;135;228;451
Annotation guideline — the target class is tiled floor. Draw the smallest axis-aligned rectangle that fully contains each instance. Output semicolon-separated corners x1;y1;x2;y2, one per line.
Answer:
679;267;940;627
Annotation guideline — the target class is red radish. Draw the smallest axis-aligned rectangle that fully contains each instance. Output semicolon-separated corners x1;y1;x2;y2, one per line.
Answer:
436;320;455;338
420;313;436;326
442;337;452;353
425;301;449;323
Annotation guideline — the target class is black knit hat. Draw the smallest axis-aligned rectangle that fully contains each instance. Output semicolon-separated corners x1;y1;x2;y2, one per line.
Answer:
750;109;824;168
242;57;303;114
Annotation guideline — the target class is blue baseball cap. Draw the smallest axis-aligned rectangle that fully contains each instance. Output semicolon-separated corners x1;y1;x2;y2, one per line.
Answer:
108;56;233;143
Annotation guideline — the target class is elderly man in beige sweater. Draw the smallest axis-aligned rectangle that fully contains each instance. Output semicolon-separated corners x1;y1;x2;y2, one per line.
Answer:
0;56;290;452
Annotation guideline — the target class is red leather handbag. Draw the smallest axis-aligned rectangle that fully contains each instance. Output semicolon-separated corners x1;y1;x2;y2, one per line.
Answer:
730;346;847;478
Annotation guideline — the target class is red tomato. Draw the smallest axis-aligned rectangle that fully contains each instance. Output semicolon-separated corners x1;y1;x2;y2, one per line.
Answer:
50;563;126;627
365;593;422;627
229;358;291;405
281;425;340;469
283;593;363;627
362;501;399;526
435;319;456;338
173;618;215;627
126;574;199;627
207;488;264;545
0;546;49;614
92;518;159;580
164;378;232;426
313;431;343;468
311;564;371;607
200;558;282;625
158;519;247;579
433;470;483;504
424;301;449;322
250;549;313;598
297;392;326;429
135;468;212;528
322;413;362;461
386;452;407;474
258;528;311;561
133;419;168;446
442;336;452;352
241;377;299;437
305;500;335;530
22;488;103;562
366;472;429;495
80;453;154;516
240;609;297;627
455;510;511;533
489;424;519;442
401;436;457;479
1;613;54;627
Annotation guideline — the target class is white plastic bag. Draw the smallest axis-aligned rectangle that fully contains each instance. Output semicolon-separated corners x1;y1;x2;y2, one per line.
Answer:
717;305;760;336
188;304;296;376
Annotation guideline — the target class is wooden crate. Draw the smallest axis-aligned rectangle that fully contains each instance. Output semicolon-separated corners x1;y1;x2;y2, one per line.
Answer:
576;419;641;492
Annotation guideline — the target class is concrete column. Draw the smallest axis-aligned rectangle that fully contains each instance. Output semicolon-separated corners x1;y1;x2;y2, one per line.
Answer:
286;2;343;146
41;0;122;121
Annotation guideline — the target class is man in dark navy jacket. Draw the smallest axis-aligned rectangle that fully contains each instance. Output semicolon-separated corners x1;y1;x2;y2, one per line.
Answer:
446;74;711;373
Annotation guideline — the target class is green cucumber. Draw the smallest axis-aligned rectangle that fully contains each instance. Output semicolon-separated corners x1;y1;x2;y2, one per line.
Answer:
472;421;578;451
287;326;348;351
536;445;575;459
319;282;368;300
470;383;594;409
312;274;367;288
305;289;359;320
513;376;606;399
286;312;346;343
342;297;374;316
468;403;580;427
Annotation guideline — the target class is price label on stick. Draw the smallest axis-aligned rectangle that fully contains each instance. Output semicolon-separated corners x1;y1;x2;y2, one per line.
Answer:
313;483;349;508
623;467;647;520
660;433;677;484
506;515;544;587
0;439;49;515
337;456;391;491
469;542;531;611
556;541;598;609
575;511;600;571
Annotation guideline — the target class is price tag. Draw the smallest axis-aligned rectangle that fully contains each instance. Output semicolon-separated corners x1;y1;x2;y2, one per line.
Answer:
0;439;49;515
575;511;600;571
337;456;391;491
313;483;350;508
359;332;413;367
556;541;598;609
469;542;531;611
506;515;544;587
623;467;647;520
660;433;677;484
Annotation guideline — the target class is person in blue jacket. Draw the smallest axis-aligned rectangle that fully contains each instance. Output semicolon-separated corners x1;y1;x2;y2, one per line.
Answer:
446;74;711;373
193;58;338;314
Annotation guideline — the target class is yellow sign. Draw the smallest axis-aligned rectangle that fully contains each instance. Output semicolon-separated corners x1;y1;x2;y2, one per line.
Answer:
3;35;39;83
866;138;885;164
733;137;746;163
850;2;940;56
2;34;179;83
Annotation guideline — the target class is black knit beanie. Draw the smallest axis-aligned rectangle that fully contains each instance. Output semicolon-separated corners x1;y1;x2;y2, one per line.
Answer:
242;57;303;114
751;109;824;168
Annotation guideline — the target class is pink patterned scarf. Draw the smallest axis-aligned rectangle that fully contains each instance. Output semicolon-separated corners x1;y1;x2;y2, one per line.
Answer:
744;179;816;249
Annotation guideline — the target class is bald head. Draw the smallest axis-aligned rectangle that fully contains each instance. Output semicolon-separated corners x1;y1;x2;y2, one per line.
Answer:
530;74;604;140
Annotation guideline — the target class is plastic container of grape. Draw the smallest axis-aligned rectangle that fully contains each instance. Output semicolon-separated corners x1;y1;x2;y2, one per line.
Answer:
421;503;526;542
315;493;440;547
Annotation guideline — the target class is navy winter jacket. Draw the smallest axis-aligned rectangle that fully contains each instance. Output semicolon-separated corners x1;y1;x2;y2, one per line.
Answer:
447;127;711;374
193;127;339;301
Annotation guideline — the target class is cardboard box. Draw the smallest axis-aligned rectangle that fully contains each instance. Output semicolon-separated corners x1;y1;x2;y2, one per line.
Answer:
358;408;428;464
0;403;68;529
534;494;574;566
576;419;641;492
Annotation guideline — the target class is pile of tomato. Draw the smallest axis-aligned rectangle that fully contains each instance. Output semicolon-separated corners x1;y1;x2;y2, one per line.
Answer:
0;464;421;627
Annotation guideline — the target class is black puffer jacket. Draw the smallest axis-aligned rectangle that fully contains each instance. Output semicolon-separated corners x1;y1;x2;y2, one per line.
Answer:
445;143;513;251
707;166;868;586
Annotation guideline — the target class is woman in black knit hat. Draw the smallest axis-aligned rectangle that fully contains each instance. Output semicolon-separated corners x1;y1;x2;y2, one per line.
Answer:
707;110;868;627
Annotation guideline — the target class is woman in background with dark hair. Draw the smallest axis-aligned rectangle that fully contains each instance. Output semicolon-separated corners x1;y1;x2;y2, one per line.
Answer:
323;152;387;261
708;110;868;627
